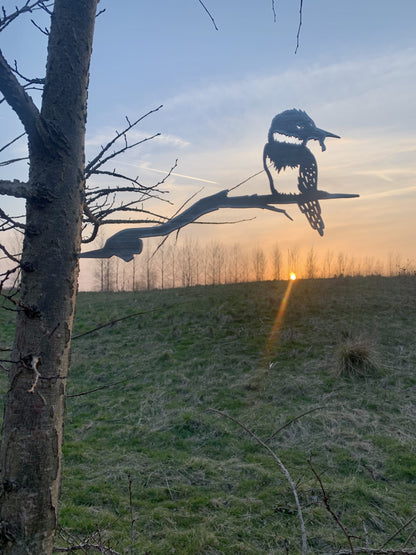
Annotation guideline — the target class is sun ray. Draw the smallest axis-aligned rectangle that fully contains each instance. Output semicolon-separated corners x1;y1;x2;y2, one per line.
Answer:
263;275;296;364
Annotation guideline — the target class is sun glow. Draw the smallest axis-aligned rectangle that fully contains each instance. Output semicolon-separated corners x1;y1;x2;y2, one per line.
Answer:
290;272;297;281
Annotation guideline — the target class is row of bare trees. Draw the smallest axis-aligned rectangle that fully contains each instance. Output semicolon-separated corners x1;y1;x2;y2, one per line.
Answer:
88;238;415;292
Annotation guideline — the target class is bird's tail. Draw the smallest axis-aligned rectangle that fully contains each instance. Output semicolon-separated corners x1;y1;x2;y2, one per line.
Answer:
298;199;324;236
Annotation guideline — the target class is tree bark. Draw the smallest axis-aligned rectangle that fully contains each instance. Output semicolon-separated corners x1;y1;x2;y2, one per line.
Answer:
0;1;98;553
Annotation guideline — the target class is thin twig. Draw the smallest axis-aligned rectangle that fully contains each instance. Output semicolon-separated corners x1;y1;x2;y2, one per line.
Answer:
84;106;163;178
71;307;163;340
403;528;416;548
30;17;49;35
208;408;307;555
197;0;218;30
327;548;416;554
0;156;28;167
0;131;26;153
55;525;121;554
308;458;356;554
0;242;22;264
128;474;135;555
66;373;141;399
271;0;277;22
0;1;49;32
12;60;45;85
267;406;323;442
228;167;267;192
150;186;204;260
53;544;121;554
295;0;304;54
380;514;416;549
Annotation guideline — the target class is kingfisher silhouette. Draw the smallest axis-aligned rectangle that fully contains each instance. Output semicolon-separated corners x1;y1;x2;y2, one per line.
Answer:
263;109;340;236
80;110;356;261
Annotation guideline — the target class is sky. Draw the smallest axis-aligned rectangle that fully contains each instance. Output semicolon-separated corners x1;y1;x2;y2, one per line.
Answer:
1;1;415;285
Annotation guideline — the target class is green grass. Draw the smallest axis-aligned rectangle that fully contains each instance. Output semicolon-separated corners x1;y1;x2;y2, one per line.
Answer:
1;276;416;553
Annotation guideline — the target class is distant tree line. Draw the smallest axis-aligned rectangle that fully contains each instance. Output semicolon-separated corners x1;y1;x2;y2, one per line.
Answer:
90;237;415;292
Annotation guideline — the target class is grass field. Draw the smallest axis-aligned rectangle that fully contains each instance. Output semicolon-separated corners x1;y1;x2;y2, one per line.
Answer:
1;276;415;553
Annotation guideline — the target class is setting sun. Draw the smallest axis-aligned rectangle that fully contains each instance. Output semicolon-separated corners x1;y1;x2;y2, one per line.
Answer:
290;273;297;281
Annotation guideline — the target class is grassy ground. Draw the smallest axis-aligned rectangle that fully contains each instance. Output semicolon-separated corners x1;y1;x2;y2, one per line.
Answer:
0;276;415;553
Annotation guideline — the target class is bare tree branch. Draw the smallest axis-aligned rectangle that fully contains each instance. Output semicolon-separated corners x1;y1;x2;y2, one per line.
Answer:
128;474;136;555
0;1;51;32
0;242;21;265
0;213;25;235
87;132;161;178
12;60;45;85
53;542;121;554
269;0;304;53
267;406;323;442
0;49;40;136
66;373;141;399
295;0;304;54
84;159;175;205
86;169;149;187
0;179;31;199
0;156;29;167
271;0;277;23
0;241;21;297
380;515;416;550
327;549;416;555
30;16;49;35
197;0;218;30
83;154;177;242
0;131;26;154
308;458;356;554
84;106;163;178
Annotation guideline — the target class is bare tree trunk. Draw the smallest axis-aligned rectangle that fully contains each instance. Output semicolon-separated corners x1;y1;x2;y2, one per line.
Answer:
0;1;98;552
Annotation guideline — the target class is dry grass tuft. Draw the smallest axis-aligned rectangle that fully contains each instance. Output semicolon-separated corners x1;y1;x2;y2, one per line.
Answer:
336;333;381;377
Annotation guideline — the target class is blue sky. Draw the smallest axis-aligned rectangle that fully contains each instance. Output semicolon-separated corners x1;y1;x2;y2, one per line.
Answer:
1;1;415;277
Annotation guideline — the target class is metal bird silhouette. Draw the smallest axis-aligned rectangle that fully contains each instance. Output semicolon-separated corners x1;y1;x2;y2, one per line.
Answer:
263;109;340;235
80;110;357;261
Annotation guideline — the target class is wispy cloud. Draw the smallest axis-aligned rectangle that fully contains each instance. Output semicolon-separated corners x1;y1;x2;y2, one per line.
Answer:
354;169;415;183
129;162;218;185
359;185;416;200
160;48;416;143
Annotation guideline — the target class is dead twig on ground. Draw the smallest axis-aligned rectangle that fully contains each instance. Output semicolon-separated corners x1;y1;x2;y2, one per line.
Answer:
208;408;307;555
308;457;356;554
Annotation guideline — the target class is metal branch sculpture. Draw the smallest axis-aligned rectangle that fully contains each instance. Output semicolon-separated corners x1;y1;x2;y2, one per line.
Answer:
80;110;359;262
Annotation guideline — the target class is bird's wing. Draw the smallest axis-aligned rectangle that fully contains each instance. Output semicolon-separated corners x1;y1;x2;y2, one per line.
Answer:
297;149;318;193
297;149;325;235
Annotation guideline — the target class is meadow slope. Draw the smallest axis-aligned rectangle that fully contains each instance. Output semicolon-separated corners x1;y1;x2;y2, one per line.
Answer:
0;276;415;553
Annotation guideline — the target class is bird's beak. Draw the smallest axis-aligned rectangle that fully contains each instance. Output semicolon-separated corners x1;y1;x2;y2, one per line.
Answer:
313;128;340;152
